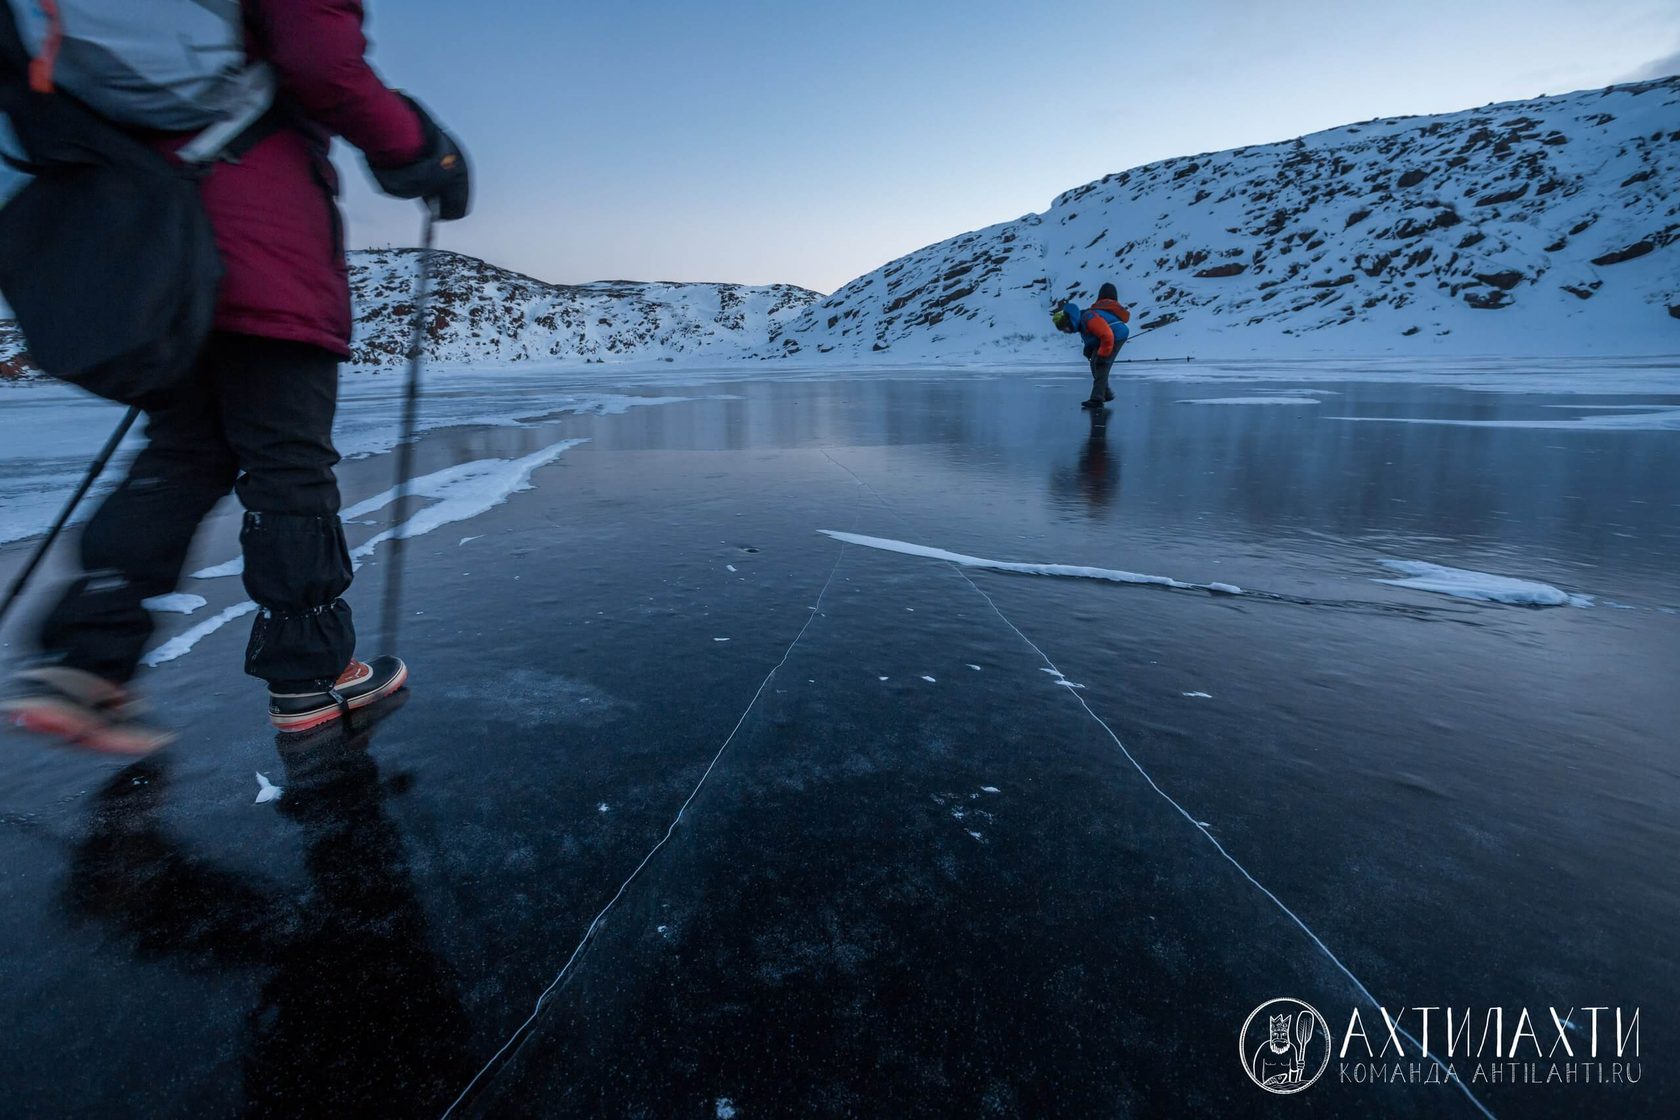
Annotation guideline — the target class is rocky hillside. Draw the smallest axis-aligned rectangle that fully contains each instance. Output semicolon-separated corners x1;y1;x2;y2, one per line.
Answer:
0;251;818;378
346;250;818;367
769;77;1680;359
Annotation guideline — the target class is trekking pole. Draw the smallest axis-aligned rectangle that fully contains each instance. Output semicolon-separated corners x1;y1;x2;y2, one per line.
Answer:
378;200;439;651
0;405;140;632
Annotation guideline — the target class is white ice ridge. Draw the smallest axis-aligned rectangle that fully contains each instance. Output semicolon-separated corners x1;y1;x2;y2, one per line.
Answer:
141;593;207;615
1376;560;1592;607
254;772;283;804
1177;396;1321;405
818;530;1243;595
1332;408;1680;431
352;438;587;562
140;600;258;667
191;439;587;579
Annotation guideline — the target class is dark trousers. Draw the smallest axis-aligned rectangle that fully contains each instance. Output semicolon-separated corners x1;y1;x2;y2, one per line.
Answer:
39;333;355;688
1089;353;1117;402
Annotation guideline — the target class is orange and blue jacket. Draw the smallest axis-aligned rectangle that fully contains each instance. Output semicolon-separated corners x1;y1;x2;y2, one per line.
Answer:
1066;298;1131;358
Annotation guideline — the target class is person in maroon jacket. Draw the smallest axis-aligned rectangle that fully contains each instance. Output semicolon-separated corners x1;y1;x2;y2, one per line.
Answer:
3;1;470;752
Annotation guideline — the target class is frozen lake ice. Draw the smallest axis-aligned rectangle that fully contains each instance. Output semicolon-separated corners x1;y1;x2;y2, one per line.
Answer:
1;358;1676;1116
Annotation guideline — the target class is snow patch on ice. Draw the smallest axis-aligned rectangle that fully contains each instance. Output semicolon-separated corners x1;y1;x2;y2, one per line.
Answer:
459;535;483;546
921;675;937;683
141;601;258;667
254;772;282;804
1183;691;1213;699
981;786;1001;794
726;564;737;572
1376;560;1591;607
142;593;207;615
715;1099;738;1119
820;530;1240;594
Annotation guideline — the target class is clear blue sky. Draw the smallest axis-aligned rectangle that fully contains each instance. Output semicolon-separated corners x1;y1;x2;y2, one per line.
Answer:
336;0;1680;294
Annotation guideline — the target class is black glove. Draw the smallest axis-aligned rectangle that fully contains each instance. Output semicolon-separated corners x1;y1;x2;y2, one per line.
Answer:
1082;341;1097;359
369;95;471;221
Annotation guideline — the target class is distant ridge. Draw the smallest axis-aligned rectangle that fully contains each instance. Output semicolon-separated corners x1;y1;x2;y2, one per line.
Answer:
768;78;1680;358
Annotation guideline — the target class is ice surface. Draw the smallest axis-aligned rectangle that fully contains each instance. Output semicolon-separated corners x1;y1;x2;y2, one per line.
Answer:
1375;560;1591;607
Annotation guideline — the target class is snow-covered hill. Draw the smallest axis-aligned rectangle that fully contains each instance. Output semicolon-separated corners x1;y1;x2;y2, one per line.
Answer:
346;250;818;368
0;251;818;379
769;78;1680;359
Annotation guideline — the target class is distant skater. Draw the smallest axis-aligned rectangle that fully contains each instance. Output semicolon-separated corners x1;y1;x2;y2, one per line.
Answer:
0;1;470;752
1052;282;1131;408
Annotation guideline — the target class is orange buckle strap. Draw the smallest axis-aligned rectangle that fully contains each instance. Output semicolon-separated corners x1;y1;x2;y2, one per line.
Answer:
27;0;64;93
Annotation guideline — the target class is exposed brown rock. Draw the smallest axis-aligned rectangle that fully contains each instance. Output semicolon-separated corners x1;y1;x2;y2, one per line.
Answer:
1591;240;1655;266
1475;270;1524;290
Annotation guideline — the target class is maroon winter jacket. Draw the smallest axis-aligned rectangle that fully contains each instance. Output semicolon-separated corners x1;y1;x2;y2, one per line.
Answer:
182;1;424;357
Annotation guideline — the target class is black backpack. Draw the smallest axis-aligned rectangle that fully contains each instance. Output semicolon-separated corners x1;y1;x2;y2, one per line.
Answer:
0;5;275;406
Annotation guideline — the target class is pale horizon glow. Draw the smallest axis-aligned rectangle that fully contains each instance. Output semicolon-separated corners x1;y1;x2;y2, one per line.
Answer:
335;0;1680;294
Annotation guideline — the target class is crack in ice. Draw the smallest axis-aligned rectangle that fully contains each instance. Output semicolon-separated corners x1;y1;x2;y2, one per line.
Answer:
440;536;852;1118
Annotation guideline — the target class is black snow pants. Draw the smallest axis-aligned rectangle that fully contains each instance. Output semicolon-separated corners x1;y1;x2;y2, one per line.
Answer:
39;333;355;689
1088;352;1117;402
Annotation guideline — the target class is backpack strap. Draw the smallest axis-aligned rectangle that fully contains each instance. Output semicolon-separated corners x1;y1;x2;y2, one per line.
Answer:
211;100;291;165
176;63;277;164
